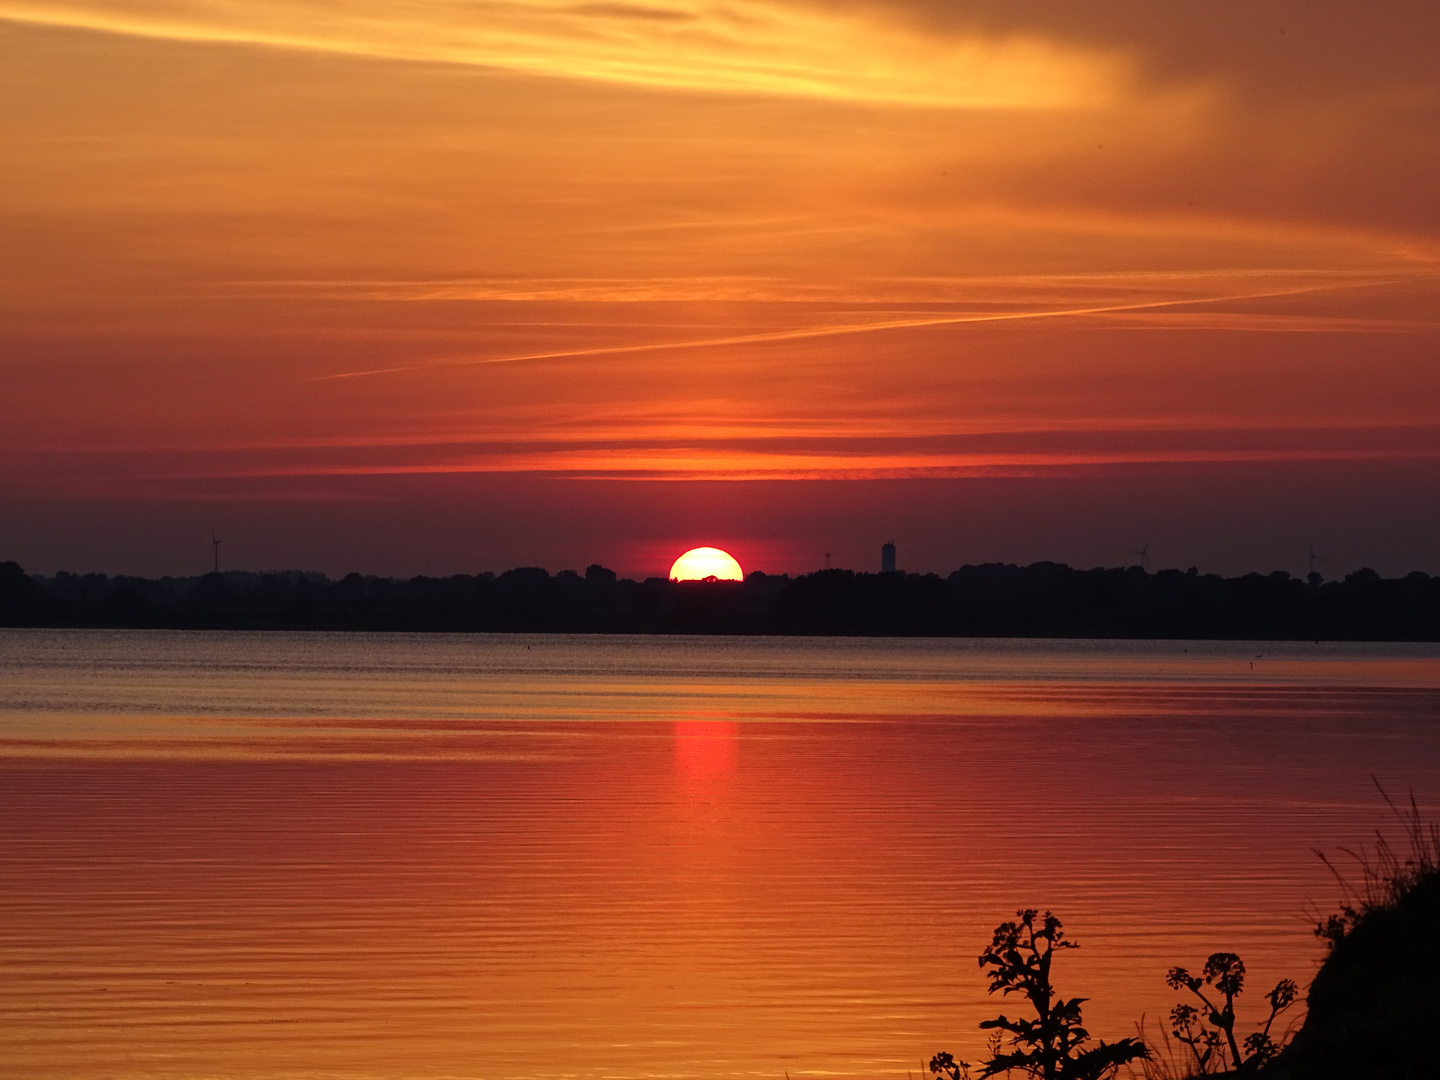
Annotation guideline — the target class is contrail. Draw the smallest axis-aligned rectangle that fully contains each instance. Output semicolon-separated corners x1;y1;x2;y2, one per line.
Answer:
314;279;1394;382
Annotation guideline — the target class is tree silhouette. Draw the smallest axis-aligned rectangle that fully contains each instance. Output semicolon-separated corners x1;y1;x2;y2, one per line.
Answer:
931;910;1148;1080
1165;952;1297;1073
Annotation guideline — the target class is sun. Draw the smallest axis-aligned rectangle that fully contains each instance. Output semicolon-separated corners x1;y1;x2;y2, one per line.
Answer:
669;547;744;582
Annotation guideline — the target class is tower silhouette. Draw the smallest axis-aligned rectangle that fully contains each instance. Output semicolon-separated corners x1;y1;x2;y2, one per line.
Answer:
1132;538;1152;571
881;540;896;574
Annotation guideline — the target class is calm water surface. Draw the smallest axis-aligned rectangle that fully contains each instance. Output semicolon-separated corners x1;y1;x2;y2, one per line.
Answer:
3;630;1440;1079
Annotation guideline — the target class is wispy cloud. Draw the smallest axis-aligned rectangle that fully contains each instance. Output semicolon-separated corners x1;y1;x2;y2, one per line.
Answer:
2;0;1127;107
135;445;1440;485
312;275;1402;380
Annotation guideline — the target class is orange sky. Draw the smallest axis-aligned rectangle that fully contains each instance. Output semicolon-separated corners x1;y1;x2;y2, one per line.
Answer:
3;1;1439;577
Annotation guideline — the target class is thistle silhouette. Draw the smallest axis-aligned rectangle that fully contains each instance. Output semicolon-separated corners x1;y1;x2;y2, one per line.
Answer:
1165;953;1297;1073
931;910;1148;1080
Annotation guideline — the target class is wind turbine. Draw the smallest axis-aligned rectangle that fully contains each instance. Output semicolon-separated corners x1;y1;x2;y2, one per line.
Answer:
1132;538;1152;571
212;534;221;575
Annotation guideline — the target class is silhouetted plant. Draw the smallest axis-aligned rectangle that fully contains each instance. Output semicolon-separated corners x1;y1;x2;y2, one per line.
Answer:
1122;1014;1193;1080
929;1051;973;1080
1314;778;1440;949
1275;781;1440;1080
932;909;1148;1080
1164;953;1297;1073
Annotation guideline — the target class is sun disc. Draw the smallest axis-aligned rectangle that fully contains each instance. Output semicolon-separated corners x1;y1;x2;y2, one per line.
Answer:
669;547;743;582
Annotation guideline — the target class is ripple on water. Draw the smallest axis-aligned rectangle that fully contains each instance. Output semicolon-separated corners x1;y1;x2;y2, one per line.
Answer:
2;630;1439;1079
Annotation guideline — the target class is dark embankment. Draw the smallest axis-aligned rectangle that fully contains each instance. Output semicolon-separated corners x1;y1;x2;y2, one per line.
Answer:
1263;868;1440;1080
5;558;1440;638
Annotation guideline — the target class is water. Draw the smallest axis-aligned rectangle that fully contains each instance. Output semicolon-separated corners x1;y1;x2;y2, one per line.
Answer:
2;630;1439;1079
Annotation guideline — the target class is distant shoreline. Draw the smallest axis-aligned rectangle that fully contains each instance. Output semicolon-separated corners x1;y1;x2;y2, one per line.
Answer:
6;559;1440;641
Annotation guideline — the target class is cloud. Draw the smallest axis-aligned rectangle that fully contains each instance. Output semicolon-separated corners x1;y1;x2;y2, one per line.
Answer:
307;273;1413;380
818;0;1440;98
1;0;1128;107
125;442;1440;485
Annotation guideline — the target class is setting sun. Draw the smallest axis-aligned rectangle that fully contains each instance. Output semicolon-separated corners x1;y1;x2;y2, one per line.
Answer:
669;547;744;582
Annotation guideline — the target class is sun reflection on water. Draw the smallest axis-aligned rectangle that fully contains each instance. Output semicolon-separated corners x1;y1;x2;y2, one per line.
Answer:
674;720;739;787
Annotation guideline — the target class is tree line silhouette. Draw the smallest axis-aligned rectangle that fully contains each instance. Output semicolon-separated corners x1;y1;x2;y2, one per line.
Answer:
4;559;1440;638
